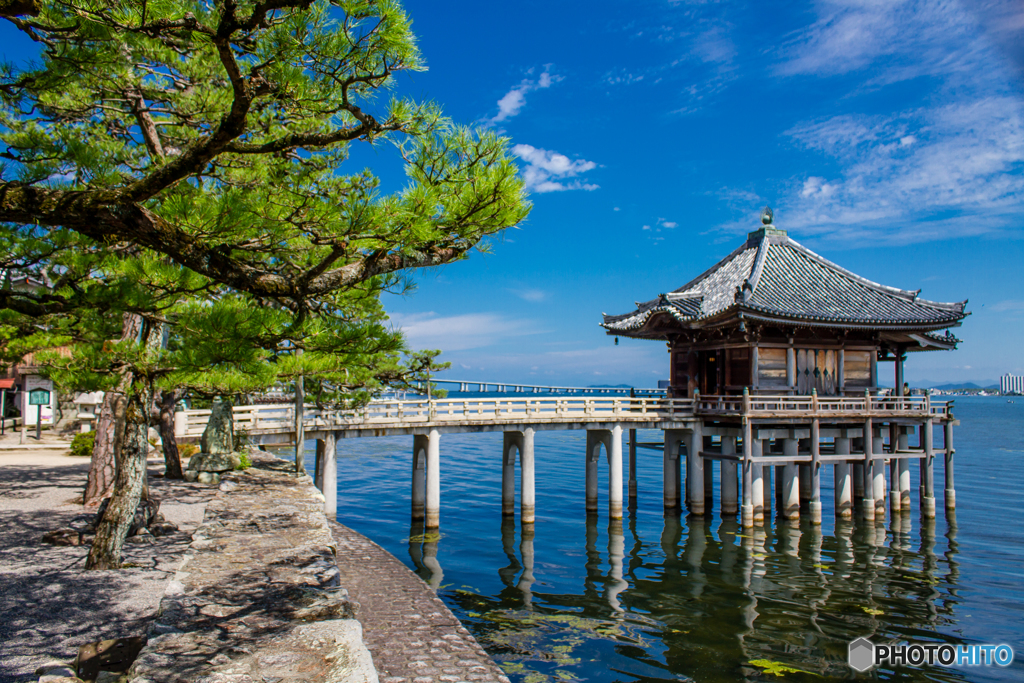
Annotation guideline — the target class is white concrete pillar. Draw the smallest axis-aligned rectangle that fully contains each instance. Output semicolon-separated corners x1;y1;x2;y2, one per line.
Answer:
741;422;753;528
425;428;441;529
687;424;705;516
923;418;936;519
608;424;623;520
834;437;853;519
721;436;738;515
889;424;901;514
502;432;518;517
809;420;822;525
751;438;764;523
521;428;536;524
412;434;428;521
323;431;337;517
663;430;682;509
862;422;875;521
873;433;886;518
586;430;602;514
944;420;955;510
782;438;799;520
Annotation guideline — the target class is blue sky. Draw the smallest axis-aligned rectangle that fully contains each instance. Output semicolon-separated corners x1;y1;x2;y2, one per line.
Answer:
2;1;1022;387
380;0;1024;387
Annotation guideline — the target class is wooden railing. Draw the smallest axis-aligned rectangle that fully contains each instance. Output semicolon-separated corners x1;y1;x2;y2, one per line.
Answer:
175;393;953;437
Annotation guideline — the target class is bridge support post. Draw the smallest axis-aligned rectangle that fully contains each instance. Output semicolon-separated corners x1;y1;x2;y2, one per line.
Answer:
687;424;704;516
502;432;519;517
898;428;911;511
782;438;799;520
862;421;875;521
741;421;753;528
762;458;772;517
944;419;955;510
810;419;822;525
663;430;683;509
721;436;738;515
923;418;936;519
521;428;536;524
426;429;441;529
314;439;325;492
889;424;901;514
751;438;764;523
834;437;853;518
609;424;623;520
322;431;337;517
585;430;602;514
628;428;637;502
412;434;428;521
873;431;887;519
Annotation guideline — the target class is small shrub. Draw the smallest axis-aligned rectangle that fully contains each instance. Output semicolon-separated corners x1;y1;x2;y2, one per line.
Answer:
69;431;96;457
179;443;199;459
235;450;252;470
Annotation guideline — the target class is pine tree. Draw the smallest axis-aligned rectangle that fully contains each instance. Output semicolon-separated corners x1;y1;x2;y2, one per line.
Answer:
0;0;529;569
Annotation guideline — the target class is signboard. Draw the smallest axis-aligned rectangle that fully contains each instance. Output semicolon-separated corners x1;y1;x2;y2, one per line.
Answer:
23;376;55;426
29;388;51;405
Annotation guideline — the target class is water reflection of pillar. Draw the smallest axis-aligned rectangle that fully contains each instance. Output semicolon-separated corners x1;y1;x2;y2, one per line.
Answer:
920;516;939;624
834;519;855;579
518;523;536;609
498;516;522;588
762;458;772;518
782;439;800;520
606;519;628;612
628;428;638;503
584;513;602;599
683;516;708;601
718;518;739;583
944;510;960;585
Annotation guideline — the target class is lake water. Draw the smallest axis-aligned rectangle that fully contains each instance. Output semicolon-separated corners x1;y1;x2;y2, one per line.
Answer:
298;396;1024;682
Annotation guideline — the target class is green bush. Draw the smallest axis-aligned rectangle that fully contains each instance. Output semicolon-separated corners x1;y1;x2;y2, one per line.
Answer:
236;450;252;470
69;431;96;457
179;443;199;459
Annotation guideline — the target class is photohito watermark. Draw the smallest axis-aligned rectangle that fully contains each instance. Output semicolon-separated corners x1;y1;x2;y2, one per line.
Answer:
848;638;1014;672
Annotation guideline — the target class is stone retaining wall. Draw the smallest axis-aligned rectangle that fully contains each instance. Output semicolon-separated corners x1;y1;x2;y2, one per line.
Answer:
128;455;376;683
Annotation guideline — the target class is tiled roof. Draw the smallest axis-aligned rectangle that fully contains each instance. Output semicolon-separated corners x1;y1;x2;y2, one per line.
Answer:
603;228;968;334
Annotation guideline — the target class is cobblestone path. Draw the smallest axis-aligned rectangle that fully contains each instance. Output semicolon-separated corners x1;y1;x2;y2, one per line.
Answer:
329;521;511;683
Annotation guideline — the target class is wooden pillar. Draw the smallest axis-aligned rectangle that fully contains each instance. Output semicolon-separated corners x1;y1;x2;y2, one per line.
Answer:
521;428;536;524
786;347;796;394
834;437;853;518
944;419;955;510
862;418;875;521
411;434;427;520
898;428;911;512
741;421;753;528
663;430;682;509
425;429;441;529
687;424;705;516
609;425;623;520
322;431;337;517
314;438;325;491
837;348;845;393
751;346;760;392
721;435;738;515
751;437;764;523
628;428;638;502
923;418;936;518
810;419;822;525
782;438;799;520
586;430;601;514
502;432;518;517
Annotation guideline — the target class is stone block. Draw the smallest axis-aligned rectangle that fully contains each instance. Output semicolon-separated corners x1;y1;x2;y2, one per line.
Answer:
196;472;221;485
200;397;234;455
188;452;241;473
183;470;199;482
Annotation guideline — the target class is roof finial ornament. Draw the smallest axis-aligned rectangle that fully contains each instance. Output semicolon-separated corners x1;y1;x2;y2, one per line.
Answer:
760;206;774;225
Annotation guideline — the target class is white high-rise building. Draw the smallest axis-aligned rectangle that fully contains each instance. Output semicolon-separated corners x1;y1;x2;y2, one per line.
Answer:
1001;374;1024;394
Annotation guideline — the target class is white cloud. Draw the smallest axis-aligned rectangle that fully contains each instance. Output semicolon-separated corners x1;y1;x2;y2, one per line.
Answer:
508;287;546;302
390;312;541;352
512;144;599;193
776;96;1024;243
489;66;562;124
991;300;1024;313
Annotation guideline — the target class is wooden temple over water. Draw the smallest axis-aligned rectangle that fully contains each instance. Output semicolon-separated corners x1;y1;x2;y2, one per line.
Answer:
603;208;968;526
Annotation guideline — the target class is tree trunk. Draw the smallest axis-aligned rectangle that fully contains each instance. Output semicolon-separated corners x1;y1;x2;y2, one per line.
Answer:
158;388;183;479
83;314;142;507
86;380;150;570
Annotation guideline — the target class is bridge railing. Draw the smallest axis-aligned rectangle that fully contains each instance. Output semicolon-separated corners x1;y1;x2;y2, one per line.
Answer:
175;393;953;437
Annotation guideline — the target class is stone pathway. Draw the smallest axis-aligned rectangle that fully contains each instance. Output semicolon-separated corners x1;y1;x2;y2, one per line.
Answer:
0;452;216;683
329;521;511;683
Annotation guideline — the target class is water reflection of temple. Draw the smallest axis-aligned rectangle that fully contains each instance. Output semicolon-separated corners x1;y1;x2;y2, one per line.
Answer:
416;509;964;681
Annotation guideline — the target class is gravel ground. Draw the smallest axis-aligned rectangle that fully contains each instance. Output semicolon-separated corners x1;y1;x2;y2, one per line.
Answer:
0;451;215;683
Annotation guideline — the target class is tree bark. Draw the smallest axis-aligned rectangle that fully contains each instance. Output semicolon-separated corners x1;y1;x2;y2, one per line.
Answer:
83;314;142;507
158;388;183;479
86;379;150;570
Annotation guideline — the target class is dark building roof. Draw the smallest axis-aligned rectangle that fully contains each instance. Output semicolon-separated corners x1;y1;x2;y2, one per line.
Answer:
603;226;968;340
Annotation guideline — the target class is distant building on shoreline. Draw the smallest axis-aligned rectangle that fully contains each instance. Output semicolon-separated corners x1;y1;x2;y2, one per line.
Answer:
1001;374;1024;395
